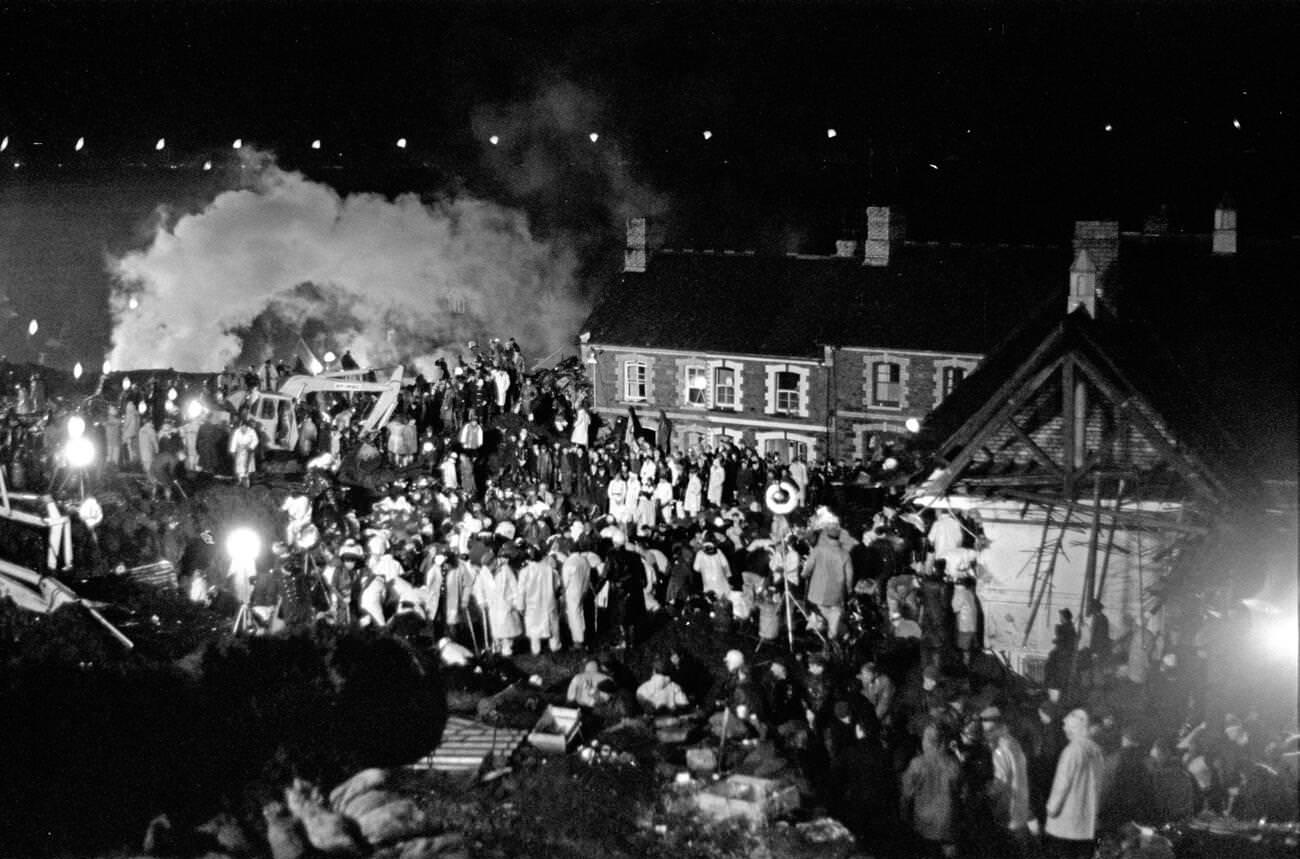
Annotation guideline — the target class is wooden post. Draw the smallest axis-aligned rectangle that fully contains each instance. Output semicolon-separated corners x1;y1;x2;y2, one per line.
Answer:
1062;358;1075;497
1022;501;1075;647
1094;479;1125;606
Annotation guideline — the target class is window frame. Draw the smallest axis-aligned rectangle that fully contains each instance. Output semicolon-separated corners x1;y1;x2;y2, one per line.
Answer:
872;360;902;408
623;360;648;402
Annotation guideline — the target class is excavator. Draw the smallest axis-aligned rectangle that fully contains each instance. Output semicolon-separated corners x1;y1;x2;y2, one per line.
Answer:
246;366;409;452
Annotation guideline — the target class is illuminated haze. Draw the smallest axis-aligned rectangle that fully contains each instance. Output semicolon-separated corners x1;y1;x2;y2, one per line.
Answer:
108;149;587;373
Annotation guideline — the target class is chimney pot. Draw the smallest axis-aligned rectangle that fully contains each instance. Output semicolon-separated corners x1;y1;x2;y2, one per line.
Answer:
1068;249;1098;317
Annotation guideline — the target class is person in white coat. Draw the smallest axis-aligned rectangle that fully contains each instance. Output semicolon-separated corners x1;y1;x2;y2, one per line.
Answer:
515;550;561;654
684;468;703;516
570;407;590;447
607;469;632;525
707;459;725;508
558;547;592;650
1046;708;1104;855
229;418;260;487
693;540;732;598
473;558;521;655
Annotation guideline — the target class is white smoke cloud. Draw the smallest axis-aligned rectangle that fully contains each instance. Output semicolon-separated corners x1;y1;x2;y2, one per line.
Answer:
108;151;587;373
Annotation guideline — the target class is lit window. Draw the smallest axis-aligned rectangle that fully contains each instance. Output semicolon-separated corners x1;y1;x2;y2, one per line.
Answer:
685;366;708;407
624;361;647;401
872;361;901;407
940;365;966;401
775;371;800;413
714;366;736;408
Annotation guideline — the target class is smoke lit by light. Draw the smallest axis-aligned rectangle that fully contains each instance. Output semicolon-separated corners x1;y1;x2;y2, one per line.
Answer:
107;150;589;372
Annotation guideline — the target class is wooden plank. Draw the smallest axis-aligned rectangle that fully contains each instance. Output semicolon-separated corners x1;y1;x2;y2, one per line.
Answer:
996;489;1207;535
1007;418;1065;477
1062;357;1076;497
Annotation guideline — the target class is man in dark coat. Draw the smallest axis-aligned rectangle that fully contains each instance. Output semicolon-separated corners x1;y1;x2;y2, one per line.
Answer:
602;529;646;649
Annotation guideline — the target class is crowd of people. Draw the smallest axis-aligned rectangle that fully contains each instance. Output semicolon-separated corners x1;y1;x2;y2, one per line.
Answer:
5;340;1297;857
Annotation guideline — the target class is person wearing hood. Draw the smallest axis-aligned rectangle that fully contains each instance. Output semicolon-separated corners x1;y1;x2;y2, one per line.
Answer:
1045;708;1104;856
803;521;854;640
515;546;561;654
636;658;690;714
693;538;732;599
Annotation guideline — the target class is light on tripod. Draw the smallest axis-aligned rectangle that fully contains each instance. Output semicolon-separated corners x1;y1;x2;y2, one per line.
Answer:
226;528;261;605
226;528;261;564
64;437;95;469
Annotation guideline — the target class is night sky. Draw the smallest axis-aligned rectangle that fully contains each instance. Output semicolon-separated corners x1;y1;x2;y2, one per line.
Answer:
0;0;1296;473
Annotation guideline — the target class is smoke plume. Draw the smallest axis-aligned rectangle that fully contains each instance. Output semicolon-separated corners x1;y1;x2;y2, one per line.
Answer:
108;150;587;373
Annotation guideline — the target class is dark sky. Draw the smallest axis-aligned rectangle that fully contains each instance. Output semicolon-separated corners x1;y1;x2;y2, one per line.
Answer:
0;0;1296;473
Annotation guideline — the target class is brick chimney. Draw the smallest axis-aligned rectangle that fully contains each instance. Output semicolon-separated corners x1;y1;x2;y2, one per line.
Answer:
863;206;905;267
1068;249;1097;317
1072;220;1119;304
624;217;663;273
1212;195;1237;255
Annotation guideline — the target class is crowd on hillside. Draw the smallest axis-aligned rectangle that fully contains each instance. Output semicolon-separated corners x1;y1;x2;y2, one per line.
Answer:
4;340;1297;857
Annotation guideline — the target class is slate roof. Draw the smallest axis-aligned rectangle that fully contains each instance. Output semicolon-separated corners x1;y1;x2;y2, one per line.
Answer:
583;243;1068;358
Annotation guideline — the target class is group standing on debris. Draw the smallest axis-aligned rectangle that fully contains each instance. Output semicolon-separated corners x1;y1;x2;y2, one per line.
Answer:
6;337;1297;858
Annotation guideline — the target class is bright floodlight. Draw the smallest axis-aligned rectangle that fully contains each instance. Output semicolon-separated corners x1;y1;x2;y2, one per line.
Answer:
0;136;7;152
323;351;337;364
311;139;322;150
128;296;139;310
396;137;408;149
64;436;95;469
689;374;708;391
185;399;205;421
826;128;837;139
489;135;500;146
28;319;37;336
1104;123;1113;133
73;362;83;379
233;138;243;149
203;161;212;171
883;457;899;471
703;130;713;140
155;138;165;151
137;401;148;414
309;358;324;375
67;415;86;439
226;528;261;564
588;132;599;143
121;376;132;391
167;386;178;402
905;417;922;433
101;360;112;375
75;137;85;151
1232;118;1242;130
1258;615;1298;661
